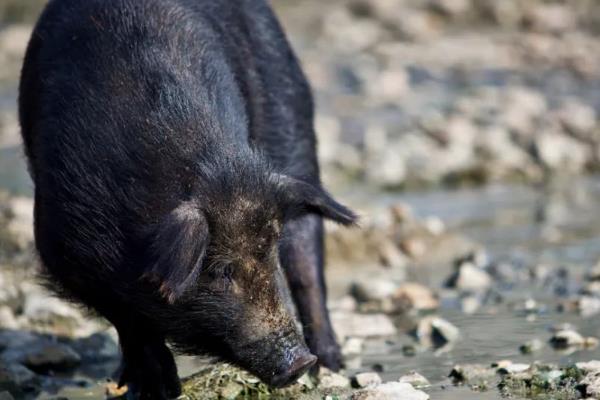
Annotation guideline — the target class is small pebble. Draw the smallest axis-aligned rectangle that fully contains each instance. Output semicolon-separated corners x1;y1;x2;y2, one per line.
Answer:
520;339;544;354
399;371;430;387
353;372;382;388
318;368;351;389
342;337;364;356
415;316;460;348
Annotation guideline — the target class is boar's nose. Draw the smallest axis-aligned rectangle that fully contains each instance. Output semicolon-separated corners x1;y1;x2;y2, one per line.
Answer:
269;350;317;388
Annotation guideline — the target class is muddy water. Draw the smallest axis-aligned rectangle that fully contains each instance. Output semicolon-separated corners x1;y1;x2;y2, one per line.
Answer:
326;178;600;399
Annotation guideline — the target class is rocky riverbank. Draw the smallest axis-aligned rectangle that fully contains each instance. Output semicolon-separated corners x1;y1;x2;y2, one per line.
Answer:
272;0;600;189
2;1;600;193
2;178;600;399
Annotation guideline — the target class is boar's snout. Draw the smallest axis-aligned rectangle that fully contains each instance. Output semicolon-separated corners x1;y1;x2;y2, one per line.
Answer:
269;347;316;387
233;329;316;387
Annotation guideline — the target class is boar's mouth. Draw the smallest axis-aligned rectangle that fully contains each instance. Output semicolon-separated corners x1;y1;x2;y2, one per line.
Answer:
228;329;317;387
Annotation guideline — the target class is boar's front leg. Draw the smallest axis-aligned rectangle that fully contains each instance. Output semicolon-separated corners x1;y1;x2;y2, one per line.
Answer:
113;315;181;400
280;214;342;371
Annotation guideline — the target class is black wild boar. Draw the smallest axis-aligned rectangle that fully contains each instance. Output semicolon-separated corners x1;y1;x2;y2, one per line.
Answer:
19;0;357;398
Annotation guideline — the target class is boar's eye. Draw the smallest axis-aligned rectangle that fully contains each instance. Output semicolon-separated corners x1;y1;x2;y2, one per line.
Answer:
208;263;234;283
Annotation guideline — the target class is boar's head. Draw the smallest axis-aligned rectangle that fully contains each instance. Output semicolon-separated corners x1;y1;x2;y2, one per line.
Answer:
142;155;357;387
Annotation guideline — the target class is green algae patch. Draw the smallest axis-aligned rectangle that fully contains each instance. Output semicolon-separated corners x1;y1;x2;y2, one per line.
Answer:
179;363;350;400
497;364;583;400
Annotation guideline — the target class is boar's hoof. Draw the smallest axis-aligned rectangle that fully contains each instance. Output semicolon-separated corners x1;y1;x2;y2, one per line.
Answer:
311;338;343;372
269;353;317;388
118;351;181;399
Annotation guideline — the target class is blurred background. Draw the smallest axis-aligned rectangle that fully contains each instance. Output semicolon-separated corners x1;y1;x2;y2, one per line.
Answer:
2;1;600;399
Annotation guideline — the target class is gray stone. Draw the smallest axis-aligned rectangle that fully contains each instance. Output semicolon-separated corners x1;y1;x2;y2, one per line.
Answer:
2;340;81;373
0;391;14;400
0;331;38;351
0;363;39;397
71;332;119;362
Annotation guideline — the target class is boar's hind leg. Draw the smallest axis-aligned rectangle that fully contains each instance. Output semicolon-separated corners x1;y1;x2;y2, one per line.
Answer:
280;214;342;371
112;316;181;400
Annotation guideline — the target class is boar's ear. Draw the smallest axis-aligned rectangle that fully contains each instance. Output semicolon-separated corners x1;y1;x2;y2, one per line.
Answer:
274;174;358;226
143;201;209;304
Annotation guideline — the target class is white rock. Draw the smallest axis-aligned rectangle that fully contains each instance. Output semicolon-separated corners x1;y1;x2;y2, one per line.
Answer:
534;130;590;172
366;144;407;188
576;361;600;374
0;306;18;330
329;295;358;312
550;329;585;348
397;10;442;41
399;372;430;387
342;337;364;356
497;363;530;375
475;126;531;170
504;86;548;116
354;372;382;388
423;216;445;236
23;292;81;322
416;316;460;348
580;372;600;398
460;296;481;314
377;239;409;269
576;296;600;317
478;0;523;27
351;382;429;400
556;99;597;141
393;283;439;312
428;0;471;18
315;114;342;164
323;8;383;52
332;312;397;340
6;197;34;249
446;262;492;292
351;279;399;302
366;67;410;103
524;4;577;34
319;368;351;389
